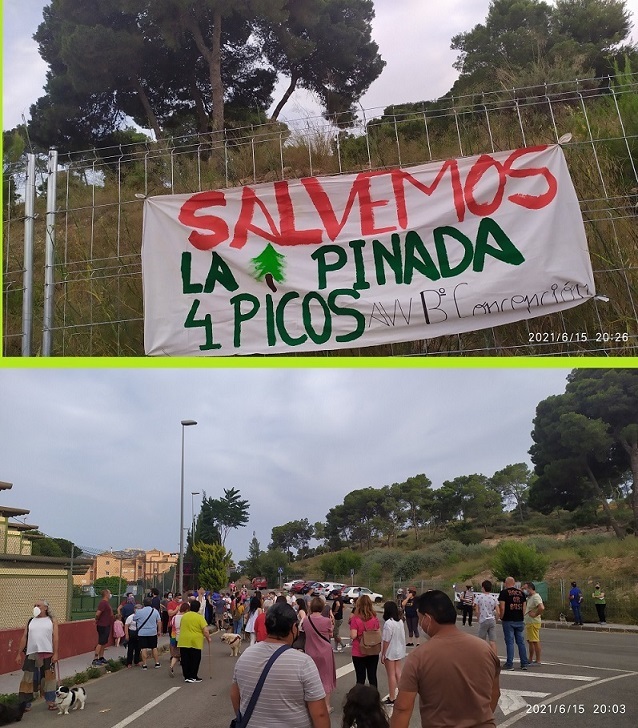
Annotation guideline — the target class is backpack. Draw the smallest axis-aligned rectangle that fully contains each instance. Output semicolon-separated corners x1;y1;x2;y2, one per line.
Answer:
359;619;382;656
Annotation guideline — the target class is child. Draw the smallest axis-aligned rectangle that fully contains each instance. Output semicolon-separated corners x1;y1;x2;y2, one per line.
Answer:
112;614;125;647
342;685;390;728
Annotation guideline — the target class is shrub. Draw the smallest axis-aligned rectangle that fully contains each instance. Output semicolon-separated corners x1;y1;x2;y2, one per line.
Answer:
86;667;102;679
491;541;549;581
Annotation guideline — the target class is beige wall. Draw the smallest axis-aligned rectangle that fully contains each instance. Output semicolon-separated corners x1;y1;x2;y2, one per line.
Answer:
0;566;68;630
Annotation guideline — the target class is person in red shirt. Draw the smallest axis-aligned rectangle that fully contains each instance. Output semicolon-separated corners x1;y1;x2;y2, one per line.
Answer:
93;589;113;665
254;608;268;642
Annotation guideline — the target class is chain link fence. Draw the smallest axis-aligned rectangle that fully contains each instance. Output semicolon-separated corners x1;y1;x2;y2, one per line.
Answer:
4;73;637;356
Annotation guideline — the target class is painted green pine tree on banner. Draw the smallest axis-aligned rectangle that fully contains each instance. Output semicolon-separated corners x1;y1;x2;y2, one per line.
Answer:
251;243;287;291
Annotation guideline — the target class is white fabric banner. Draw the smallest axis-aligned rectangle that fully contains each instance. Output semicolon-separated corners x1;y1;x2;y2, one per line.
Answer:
142;144;595;355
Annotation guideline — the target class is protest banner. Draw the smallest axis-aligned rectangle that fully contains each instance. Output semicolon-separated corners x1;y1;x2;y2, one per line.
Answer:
142;144;595;355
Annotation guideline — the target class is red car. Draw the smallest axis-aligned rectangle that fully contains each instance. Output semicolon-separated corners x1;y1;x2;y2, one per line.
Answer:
251;577;268;590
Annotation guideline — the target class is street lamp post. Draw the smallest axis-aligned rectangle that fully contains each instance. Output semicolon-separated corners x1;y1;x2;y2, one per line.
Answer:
179;419;197;595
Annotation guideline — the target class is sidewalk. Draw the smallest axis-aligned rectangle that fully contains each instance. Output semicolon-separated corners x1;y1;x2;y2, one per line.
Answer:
0;635;170;697
542;619;638;633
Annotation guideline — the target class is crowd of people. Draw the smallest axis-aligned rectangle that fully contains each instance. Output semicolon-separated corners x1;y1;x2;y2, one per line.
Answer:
12;577;609;726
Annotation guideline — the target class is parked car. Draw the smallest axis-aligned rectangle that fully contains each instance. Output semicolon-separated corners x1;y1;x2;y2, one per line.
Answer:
283;580;305;591
300;581;325;594
251;577;268;590
290;581;308;593
318;582;345;598
341;586;383;604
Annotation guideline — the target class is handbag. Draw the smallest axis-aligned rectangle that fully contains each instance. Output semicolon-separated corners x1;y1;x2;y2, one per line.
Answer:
359;619;382;655
291;626;306;651
230;645;290;728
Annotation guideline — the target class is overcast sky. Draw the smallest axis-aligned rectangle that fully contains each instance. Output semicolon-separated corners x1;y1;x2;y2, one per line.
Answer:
5;0;637;131
0;366;575;563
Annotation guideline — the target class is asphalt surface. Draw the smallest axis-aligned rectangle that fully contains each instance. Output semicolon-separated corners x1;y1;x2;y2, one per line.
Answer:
4;621;636;728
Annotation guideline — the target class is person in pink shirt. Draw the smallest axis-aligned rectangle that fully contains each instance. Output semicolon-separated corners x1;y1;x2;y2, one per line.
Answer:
349;595;380;688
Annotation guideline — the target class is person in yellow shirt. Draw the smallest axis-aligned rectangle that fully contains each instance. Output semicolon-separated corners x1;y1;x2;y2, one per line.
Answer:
523;582;544;665
177;600;211;683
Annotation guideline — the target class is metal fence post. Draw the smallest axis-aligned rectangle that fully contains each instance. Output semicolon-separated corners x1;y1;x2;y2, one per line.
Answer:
21;153;36;356
42;149;58;356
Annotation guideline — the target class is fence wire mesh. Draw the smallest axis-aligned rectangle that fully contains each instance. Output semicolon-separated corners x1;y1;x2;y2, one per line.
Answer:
3;73;638;356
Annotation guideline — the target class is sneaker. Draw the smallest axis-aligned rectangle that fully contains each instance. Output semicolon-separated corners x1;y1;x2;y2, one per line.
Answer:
91;659;100;666
337;645;343;652
170;667;174;677
141;665;148;670
192;678;203;683
185;678;195;683
520;665;528;671
406;642;414;647
98;658;108;664
155;663;161;668
502;663;514;670
382;697;395;705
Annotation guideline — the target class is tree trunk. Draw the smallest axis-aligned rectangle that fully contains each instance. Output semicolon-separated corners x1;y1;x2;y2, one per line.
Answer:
270;71;300;121
585;463;625;539
210;8;223;132
186;10;224;133
132;77;162;140
618;433;638;536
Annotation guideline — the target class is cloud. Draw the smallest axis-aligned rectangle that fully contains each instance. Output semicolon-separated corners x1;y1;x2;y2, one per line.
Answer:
0;367;571;561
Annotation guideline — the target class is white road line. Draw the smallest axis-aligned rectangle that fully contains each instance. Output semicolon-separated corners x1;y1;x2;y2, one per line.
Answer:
499;689;550;716
498;671;638;727
109;687;181;728
501;672;595;681
336;663;355;679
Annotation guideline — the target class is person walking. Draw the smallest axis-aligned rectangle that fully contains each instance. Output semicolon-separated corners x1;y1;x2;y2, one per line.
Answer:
93;588;113;666
592;583;606;624
230;602;330;728
461;585;475;627
390;590;500;728
177;599;211;683
303;597;336;714
401;588;420;647
331;592;345;652
133;597;162;669
349;594;381;688
473;580;499;655
498;577;528;670
15;600;59;712
522;582;544;665
569;581;584;625
380;600;406;706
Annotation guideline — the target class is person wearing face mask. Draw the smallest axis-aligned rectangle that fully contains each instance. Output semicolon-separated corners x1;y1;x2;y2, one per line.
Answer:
591;584;606;624
390;590;500;728
15;600;59;712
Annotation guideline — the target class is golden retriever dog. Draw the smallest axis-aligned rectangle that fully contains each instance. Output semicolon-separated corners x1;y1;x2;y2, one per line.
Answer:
220;632;242;656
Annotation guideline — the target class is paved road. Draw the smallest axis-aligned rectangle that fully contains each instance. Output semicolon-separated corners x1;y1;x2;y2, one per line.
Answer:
11;624;637;728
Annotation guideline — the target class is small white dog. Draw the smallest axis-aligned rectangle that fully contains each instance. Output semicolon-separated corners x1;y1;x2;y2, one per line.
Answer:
220;632;242;657
558;612;567;623
55;686;87;715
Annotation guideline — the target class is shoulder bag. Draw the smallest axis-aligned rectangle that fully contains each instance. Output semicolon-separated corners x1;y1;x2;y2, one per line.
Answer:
306;614;331;644
230;645;290;728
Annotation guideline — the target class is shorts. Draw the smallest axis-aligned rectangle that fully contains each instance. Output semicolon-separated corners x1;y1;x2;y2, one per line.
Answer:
333;618;343;637
96;625;111;645
169;638;180;659
138;635;158;650
477;620;496;642
525;623;541;642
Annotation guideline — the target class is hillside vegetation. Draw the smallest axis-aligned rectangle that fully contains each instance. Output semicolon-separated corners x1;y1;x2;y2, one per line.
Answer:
287;522;638;624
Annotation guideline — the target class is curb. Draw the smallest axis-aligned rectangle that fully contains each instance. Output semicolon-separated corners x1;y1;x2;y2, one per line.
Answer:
541;621;638;634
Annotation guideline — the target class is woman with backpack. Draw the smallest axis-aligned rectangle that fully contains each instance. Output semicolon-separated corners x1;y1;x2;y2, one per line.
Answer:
349;594;381;687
